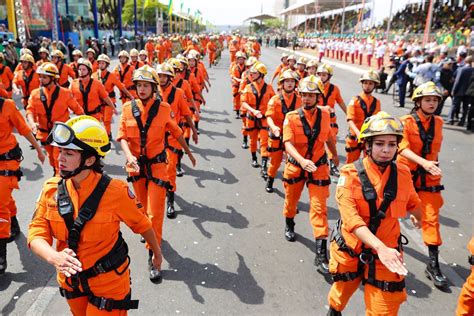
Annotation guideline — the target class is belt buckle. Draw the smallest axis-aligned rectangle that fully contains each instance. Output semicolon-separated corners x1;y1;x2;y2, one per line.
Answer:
99;297;110;311
382;281;390;292
96;263;106;274
359;252;374;264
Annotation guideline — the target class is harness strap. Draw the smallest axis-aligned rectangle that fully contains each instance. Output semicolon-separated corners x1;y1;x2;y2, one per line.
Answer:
119;65;131;83
59;289;138;311
23;69;35;96
279;92;297;116
251;82;268;111
79;79;95;115
39;85;61;132
0;169;23;180
357;95;377;118
320;83;335;106
0;144;23;161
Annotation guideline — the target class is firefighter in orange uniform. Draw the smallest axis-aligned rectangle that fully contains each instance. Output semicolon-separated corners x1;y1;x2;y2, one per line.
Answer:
93;54;134;138
36;47;50;67
229;37;240;63
157;62;198;218
398;82;448;288
271;53;289;83
26;63;84;174
265;69;302;193
238;56;258;149
230;51;247;119
207;36;217;68
282;75;337;274
70;58;115;123
345;70;381;164
187;52;207;132
0;53;14;99
129;49;144;69
86;48;99;73
70;50;83;77
327;111;422;316
241;62;276;177
281;55;297;72
0;95;44;275
139;50;149;65
316;64;347;177
28;115;163;314
117;66;196;266
456;236;474;316
306;59;319;76
13;54;40;107
295;57;308;80
145;38;155;63
51;50;76;88
115;51;137;104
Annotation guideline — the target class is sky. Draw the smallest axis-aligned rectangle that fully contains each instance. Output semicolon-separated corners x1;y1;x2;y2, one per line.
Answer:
172;0;432;27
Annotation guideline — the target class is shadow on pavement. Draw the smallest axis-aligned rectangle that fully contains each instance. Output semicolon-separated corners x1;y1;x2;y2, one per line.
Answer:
103;163;127;177
0;233;55;315
161;240;265;305
200;128;236;140
438;214;459;228
181;165;238;188
189;146;235;161
199;116;232;124
21;163;44;181
201;109;229;116
174;196;249;239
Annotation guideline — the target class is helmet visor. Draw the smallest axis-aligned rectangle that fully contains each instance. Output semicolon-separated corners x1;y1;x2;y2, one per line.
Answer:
50;122;97;152
367;117;402;134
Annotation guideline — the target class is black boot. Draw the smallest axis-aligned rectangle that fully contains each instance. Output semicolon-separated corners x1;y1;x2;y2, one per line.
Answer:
176;157;184;177
260;157;268;179
241;136;249;149
425;245;448;288
329;160;340;177
0;238;7;274
167;191;176;219
327;306;342;316
8;216;20;243
185;138;190;146
148;250;162;283
195;121;200;135
251;152;259;168
285;217;296;242
235;110;240;119
265;177;274;193
314;239;330;274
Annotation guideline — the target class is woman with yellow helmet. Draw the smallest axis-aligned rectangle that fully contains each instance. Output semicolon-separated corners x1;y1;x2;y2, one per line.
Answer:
327;111;422;315
397;81;448;289
28;115;162;314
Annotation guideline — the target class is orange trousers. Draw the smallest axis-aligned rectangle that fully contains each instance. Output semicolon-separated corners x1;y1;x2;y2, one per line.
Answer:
248;128;269;158
418;191;444;246
102;99;115;136
267;137;284;178
230;52;236;63
327;124;339;160
131;166;167;246
456;267;474;316
282;177;330;238
194;100;202;123
328;242;407;314
209;52;216;65
240;109;248;137
0;161;20;238
166;138;182;193
232;87;240;112
66;268;131;316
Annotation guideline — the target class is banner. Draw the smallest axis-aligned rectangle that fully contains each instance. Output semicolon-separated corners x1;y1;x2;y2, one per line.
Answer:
168;0;173;16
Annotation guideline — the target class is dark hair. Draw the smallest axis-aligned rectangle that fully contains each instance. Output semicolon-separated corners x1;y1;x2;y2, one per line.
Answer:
426;55;434;63
82;151;104;174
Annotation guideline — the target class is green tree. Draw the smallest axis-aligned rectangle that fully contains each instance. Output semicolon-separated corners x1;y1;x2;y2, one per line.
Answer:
264;18;284;30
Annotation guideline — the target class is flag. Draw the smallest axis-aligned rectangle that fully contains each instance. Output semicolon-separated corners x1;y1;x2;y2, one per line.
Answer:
144;0;156;8
187;7;190;16
168;0;173;16
180;1;184;12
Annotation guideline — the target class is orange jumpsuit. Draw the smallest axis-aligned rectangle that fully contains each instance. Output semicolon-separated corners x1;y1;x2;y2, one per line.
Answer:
130;61;144;70
265;91;302;179
0;64;14;99
345;93;380;163
28;172;152;315
117;98;182;245
89;59;99;73
181;70;200;139
173;76;195;140
228;41;239;63
69;61;79;78
145;41;155;62
241;80;276;158
318;82;344;160
159;84;192;193
398;112;444;246
282;107;333;238
328;158;421;315
0;98;31;239
456;237;474;316
155;43;165;64
92;70;127;136
70;78;109;122
271;63;287;83
57;62;76;88
238;70;252;137
251;41;261;58
114;63;136;103
189;66;205;123
230;63;246;112
13;67;40;107
207;41;217;66
27;85;84;170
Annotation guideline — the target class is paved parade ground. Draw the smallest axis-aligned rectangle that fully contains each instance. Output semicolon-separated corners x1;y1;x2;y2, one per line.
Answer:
0;47;472;315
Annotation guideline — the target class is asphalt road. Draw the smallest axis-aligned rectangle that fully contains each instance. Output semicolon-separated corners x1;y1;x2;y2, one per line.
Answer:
0;47;472;315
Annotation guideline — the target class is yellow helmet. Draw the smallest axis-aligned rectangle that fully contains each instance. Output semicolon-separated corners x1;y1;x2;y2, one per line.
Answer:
50;115;110;157
245;56;258;67
187;51;199;60
132;65;159;85
77;58;93;72
51;50;64;60
177;55;189;67
306;59;319;68
298;75;321;94
168;58;183;71
20;54;35;64
139;50;147;56
278;69;299;84
156;63;175;78
411;81;442;102
118;50;130;59
72;49;83;57
317;64;333;75
296;57;307;65
86;48;96;56
280;53;288;61
130;48;139;57
38;47;49;55
36;62;59;79
235;51;246;59
359;69;380;85
97;54;111;64
250;62;267;76
287;54;296;62
358;111;404;143
21;48;33;56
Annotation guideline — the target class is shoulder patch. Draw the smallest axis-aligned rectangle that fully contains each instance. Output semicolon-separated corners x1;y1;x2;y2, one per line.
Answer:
283;118;289;126
337;176;346;187
127;187;136;199
170;110;175;118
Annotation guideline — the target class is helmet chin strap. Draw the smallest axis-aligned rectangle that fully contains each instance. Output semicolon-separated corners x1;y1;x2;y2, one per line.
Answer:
59;153;93;179
367;143;397;167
